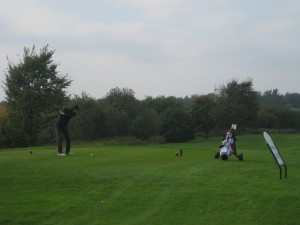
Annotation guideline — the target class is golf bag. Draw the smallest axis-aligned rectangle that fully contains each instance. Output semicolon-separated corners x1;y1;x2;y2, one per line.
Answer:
214;128;243;161
219;139;233;160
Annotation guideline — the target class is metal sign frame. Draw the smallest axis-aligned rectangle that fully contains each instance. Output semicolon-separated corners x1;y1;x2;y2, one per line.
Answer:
263;132;287;179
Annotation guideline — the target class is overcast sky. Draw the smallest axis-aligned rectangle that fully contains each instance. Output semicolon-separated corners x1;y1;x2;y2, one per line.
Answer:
1;0;300;100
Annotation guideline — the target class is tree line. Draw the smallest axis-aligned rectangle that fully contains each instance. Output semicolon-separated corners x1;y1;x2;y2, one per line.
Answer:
1;45;300;148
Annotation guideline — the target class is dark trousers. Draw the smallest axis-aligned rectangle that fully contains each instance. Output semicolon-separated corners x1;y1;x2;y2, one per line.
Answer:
55;124;71;153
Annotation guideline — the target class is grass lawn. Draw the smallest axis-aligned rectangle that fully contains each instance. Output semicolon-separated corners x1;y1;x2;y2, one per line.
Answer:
0;133;299;225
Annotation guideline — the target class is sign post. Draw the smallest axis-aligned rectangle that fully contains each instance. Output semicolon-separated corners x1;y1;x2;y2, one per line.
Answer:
263;132;287;179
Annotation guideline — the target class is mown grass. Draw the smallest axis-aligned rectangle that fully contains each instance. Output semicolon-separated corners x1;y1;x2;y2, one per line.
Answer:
0;134;299;225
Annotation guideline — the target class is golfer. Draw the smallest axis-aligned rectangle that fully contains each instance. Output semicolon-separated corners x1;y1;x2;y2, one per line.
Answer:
55;105;79;156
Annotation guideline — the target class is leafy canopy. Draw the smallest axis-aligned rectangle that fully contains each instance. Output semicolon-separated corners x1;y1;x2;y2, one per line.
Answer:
4;45;72;146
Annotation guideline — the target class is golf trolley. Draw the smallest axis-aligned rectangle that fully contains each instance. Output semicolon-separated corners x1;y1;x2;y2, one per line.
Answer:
214;124;243;161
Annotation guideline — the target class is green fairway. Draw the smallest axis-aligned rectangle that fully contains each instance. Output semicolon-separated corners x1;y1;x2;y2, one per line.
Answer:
1;134;299;225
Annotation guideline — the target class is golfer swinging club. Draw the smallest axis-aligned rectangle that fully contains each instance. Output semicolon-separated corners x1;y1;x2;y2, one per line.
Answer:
55;105;79;156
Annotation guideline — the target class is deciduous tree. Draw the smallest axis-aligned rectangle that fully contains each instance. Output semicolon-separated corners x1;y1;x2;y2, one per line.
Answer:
4;45;71;146
190;95;216;138
214;78;259;130
160;108;195;142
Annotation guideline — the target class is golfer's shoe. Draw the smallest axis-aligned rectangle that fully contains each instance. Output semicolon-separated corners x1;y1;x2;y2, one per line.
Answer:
57;153;66;156
66;152;74;156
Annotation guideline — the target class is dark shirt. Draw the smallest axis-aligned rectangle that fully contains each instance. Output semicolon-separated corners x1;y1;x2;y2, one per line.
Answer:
56;108;76;127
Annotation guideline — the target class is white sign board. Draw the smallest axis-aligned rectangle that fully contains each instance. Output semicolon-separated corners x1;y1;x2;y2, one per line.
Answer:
263;132;285;166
